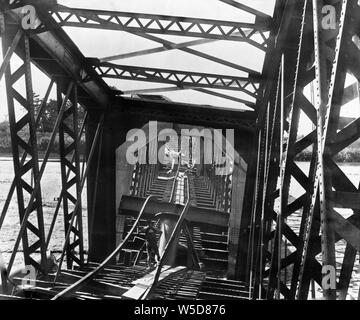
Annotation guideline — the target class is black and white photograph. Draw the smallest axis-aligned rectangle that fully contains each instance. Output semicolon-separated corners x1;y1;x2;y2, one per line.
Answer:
0;0;359;308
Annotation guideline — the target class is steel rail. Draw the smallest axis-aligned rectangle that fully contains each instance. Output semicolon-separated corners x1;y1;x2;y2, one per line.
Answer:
145;175;191;298
51;195;159;300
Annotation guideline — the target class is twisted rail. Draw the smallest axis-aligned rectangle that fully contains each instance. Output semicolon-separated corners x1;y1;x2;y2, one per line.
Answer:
51;195;158;300
144;175;191;298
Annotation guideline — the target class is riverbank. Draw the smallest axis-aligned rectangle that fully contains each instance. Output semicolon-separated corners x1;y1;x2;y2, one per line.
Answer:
0;153;86;161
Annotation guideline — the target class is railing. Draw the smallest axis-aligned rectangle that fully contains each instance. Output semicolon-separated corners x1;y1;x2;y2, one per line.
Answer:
51;195;158;300
204;161;233;213
130;163;159;197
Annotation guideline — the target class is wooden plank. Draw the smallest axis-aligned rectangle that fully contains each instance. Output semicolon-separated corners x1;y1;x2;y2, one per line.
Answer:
131;266;172;285
122;266;185;299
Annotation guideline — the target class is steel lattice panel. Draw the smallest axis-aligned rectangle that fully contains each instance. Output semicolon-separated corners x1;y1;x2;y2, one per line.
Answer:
58;84;84;269
2;31;47;272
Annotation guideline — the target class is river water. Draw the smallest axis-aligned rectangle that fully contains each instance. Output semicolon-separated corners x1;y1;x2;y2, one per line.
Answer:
0;159;359;298
0;158;88;272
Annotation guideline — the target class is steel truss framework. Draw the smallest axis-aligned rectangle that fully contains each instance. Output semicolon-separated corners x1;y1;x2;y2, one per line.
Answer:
46;2;268;110
247;0;360;300
0;22;88;273
94;62;260;101
32;1;269;109
2;30;47;273
1;0;360;301
3;0;269;111
50;5;270;51
57;83;84;269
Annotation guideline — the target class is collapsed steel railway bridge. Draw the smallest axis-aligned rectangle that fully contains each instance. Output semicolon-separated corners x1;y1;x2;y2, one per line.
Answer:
0;0;360;300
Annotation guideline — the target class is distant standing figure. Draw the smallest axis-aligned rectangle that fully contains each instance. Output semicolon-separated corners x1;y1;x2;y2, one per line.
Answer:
165;144;184;174
143;220;162;268
0;251;8;292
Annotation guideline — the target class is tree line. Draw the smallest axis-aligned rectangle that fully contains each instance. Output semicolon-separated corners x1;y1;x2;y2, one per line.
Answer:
0;93;86;154
294;136;360;162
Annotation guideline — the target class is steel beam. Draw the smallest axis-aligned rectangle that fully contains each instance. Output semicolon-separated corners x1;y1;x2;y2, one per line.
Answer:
263;0;314;300
6;78;74;275
0;27;21;81
51;5;269;51
1;2;111;109
55;113;105;280
58;83;84;269
309;0;340;300
100;30;257;62
118;195;229;228
122;85;256;109
218;0;272;21
2;30;47;273
252;0;332;300
319;0;360;300
95;62;260;98
119;96;256;132
260;0;360;301
134;32;260;76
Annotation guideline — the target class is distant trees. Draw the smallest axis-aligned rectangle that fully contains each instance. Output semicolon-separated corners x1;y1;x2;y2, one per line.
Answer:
0;120;11;152
34;93;85;133
0;93;86;154
294;135;360;163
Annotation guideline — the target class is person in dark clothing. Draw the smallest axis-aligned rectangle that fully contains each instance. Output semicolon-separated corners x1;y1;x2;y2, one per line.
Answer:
0;252;8;292
143;220;161;268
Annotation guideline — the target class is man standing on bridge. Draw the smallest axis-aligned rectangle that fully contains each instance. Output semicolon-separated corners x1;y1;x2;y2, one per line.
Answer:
143;220;162;269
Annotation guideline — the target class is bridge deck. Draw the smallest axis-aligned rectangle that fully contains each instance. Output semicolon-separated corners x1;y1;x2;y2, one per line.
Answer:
5;263;249;300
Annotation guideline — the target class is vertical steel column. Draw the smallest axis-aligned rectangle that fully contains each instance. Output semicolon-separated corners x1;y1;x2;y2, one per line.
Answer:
0;28;21;81
313;0;360;300
248;115;267;298
263;0;322;300
2;30;47;273
262;72;281;300
265;61;283;299
258;102;270;298
296;0;360;300
58;82;84;268
277;53;285;299
311;0;339;300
